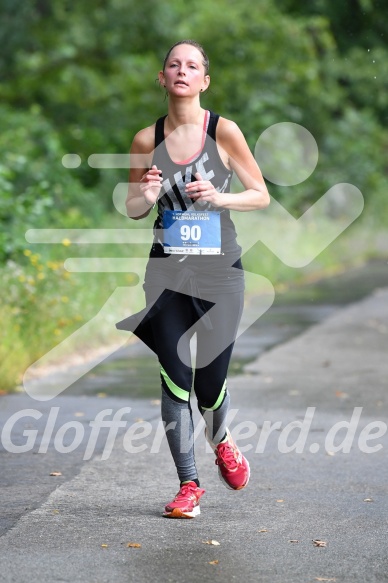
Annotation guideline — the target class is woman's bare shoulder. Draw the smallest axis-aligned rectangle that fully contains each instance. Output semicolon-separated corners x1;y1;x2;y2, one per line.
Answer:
131;124;156;153
216;116;244;142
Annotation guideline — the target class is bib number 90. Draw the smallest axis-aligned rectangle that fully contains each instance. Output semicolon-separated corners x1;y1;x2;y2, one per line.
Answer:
180;225;201;242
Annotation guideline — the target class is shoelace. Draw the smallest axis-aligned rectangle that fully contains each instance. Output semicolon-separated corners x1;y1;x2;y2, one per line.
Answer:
215;442;239;469
174;484;197;501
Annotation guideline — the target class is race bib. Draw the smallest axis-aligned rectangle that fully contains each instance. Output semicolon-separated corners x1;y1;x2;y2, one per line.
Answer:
162;210;221;255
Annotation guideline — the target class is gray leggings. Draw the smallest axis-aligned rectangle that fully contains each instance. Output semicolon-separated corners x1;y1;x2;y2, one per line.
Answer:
148;290;244;484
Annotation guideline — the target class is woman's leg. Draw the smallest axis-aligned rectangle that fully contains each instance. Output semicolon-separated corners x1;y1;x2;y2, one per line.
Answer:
146;291;200;485
193;291;244;442
193;290;250;490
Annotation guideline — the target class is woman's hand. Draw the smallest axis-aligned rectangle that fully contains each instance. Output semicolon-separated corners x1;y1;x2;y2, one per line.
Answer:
185;172;224;207
139;164;163;206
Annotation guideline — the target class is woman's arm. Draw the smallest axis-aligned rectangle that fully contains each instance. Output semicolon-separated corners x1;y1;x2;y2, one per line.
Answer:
125;127;163;220
185;117;270;211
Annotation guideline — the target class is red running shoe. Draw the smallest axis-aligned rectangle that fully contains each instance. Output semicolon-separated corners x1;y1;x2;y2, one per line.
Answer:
163;481;205;519
207;428;250;490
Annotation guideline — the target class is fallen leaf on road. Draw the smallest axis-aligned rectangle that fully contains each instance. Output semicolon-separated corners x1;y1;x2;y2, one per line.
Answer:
312;539;327;548
208;560;219;565
364;498;374;502
202;540;220;546
101;544;108;548
52;509;60;514
135;418;144;422
335;391;349;399
326;451;335;456
150;399;161;405
258;529;268;533
74;412;85;417
126;542;142;548
276;499;284;503
49;471;62;476
97;392;107;398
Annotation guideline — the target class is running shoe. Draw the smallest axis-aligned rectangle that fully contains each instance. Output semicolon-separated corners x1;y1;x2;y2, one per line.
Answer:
163;481;205;518
206;427;250;490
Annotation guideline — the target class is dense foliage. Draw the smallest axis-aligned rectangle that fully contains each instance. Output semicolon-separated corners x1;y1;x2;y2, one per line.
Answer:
1;0;387;261
1;0;387;391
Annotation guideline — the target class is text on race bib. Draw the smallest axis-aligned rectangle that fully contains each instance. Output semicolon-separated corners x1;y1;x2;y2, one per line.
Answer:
162;210;221;255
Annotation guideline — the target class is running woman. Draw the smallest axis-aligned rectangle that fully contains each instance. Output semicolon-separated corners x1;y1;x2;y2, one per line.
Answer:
117;40;270;518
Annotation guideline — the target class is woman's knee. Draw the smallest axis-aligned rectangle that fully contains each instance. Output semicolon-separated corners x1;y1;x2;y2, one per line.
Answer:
160;362;192;400
194;378;227;410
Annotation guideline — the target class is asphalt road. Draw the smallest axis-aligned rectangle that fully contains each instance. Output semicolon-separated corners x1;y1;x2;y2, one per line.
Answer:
1;287;388;583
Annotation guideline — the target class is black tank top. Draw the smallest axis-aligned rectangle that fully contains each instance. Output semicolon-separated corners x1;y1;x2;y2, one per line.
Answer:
149;110;241;258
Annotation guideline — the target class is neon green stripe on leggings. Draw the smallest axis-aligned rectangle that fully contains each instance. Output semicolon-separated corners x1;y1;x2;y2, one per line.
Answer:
160;366;190;402
201;380;227;411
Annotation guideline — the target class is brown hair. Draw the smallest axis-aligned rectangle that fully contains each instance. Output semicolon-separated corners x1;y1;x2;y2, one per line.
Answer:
162;40;210;75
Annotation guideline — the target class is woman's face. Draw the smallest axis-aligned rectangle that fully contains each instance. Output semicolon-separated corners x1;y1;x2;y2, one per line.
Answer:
160;44;210;97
